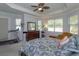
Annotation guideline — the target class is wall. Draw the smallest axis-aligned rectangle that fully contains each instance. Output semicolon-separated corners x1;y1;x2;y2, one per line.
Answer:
42;8;79;37
0;18;8;41
24;14;41;31
0;11;23;40
22;14;41;43
0;10;41;41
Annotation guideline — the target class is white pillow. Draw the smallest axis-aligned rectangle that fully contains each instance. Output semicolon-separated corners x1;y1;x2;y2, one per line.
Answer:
60;36;69;46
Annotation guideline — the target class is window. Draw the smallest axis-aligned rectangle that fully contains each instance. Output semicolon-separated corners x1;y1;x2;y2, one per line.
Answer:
48;20;54;31
16;19;21;30
27;22;36;31
70;15;78;34
48;19;63;32
37;20;42;30
55;19;63;32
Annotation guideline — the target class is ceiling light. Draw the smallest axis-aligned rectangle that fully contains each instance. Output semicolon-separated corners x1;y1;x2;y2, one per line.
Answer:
38;8;42;11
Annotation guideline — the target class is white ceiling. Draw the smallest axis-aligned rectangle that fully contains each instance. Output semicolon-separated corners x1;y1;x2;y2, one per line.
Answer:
0;3;79;17
0;3;25;15
15;3;65;13
15;3;79;15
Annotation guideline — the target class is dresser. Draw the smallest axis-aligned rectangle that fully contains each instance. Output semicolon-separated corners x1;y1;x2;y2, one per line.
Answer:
23;31;44;41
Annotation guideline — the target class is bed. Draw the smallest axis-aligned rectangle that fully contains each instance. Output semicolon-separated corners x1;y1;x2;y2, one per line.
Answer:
19;35;79;56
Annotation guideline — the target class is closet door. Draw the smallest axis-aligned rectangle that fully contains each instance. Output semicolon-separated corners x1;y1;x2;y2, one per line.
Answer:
0;18;8;41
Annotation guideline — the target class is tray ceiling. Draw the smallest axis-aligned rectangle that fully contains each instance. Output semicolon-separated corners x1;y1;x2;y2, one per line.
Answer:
15;3;79;15
0;3;79;16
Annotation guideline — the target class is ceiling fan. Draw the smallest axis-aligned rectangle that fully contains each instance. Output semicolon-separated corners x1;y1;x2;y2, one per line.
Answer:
31;3;50;12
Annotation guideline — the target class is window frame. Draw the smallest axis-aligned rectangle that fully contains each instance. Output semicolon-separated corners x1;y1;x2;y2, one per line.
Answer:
48;18;63;32
69;15;78;34
16;18;21;30
37;20;43;31
48;20;54;32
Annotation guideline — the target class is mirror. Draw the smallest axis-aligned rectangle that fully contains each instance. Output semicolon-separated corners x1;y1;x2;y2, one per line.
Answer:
27;22;36;31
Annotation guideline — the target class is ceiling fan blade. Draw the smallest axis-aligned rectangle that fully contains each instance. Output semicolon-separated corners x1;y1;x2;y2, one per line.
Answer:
43;6;50;9
31;5;38;7
40;10;44;12
39;3;45;6
33;8;38;11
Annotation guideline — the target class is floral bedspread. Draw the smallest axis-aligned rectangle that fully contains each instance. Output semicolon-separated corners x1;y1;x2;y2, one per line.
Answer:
22;35;79;56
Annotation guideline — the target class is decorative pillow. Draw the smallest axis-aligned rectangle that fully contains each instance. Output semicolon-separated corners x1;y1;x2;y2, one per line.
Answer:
58;32;72;40
57;36;70;48
49;32;72;40
49;36;57;38
60;36;69;46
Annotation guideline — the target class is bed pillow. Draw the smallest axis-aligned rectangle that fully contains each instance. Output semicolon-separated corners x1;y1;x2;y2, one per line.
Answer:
57;36;70;48
60;36;69;46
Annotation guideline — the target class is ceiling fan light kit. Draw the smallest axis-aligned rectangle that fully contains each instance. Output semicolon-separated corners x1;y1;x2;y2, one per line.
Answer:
38;8;42;11
31;3;50;12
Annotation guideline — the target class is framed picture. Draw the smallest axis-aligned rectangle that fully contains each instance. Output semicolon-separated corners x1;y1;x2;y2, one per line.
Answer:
27;22;36;31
